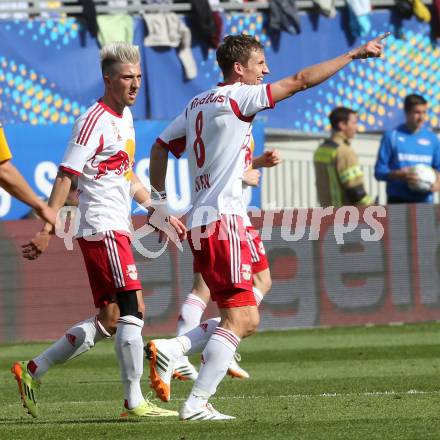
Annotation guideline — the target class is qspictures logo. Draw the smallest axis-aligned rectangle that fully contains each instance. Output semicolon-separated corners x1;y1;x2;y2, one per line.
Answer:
54;204;386;258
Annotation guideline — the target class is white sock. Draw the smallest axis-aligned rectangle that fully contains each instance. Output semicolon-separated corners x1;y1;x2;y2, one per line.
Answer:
115;315;145;409
186;327;240;406
28;316;110;380
177;317;220;356
177;292;207;336
253;286;264;307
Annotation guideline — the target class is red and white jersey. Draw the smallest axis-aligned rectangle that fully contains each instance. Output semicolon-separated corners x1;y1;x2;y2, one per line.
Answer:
242;134;255;228
157;82;274;229
60;100;136;238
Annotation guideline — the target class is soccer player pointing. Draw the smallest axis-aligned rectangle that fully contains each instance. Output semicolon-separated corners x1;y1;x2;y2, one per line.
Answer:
146;33;388;421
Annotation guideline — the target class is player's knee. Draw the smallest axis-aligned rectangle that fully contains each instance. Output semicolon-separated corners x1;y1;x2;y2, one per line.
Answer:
106;319;118;335
116;291;143;320
246;313;260;337
98;304;119;335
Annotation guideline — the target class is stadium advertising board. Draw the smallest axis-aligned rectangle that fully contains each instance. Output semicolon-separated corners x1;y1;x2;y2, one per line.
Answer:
1;204;440;342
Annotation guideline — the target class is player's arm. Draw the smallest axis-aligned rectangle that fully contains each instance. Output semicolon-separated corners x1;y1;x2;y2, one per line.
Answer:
130;170;186;241
22;169;73;259
130;172;151;207
252;149;281;169
0;160;56;225
270;34;389;104
149;142;168;194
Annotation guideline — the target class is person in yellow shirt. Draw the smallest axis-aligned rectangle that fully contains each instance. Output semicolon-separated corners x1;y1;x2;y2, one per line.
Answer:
314;107;373;207
0;124;56;224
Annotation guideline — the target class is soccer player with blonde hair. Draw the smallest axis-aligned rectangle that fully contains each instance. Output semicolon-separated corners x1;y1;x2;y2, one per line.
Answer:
12;42;185;419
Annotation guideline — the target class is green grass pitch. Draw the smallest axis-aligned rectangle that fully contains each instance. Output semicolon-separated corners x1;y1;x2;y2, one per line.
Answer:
2;322;440;439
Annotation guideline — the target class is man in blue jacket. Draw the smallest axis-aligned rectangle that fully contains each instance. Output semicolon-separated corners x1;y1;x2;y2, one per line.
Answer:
375;94;440;203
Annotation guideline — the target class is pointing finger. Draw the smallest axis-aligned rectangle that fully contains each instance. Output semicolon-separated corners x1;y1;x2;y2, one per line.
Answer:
375;32;391;42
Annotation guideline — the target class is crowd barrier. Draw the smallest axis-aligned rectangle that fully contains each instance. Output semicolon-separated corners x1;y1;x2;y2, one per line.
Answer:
1;204;440;342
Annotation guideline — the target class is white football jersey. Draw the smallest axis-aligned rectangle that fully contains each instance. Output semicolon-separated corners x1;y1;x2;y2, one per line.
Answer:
60;101;136;238
157;82;274;229
242;134;254;228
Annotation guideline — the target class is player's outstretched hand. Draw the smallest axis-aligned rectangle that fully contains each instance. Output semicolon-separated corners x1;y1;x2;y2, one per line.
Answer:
261;149;282;168
148;210;186;250
22;231;52;260
350;32;390;60
169;216;187;241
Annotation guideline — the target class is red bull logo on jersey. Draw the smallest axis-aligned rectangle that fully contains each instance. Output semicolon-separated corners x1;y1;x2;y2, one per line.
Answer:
91;139;135;181
93;150;131;180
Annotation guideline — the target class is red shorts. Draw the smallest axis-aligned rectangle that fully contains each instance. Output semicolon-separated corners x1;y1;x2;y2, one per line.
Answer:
78;231;142;308
188;215;255;308
193;225;269;275
245;226;269;274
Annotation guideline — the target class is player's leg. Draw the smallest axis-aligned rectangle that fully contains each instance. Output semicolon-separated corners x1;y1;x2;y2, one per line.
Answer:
147;215;255;414
227;227;271;379
181;302;259;420
179;214;257;419
25;304;117;379
108;232;177;417
115;290;175;417
10;234;124;418
177;273;211;336
173;272;210;381
11;307;116;418
247;225;272;304
146;316;221;401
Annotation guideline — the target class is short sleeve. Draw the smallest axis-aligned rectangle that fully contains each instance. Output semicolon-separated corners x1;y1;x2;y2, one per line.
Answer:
228;84;274;120
0;125;12;163
156;111;187;159
60;112;104;175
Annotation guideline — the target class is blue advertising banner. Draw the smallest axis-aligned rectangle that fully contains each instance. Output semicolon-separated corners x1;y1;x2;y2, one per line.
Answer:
0;17;148;124
0;12;439;132
1;119;264;220
144;11;440;132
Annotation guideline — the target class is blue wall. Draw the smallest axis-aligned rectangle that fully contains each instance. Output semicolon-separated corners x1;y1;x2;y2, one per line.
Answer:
1;120;264;219
0;12;439;132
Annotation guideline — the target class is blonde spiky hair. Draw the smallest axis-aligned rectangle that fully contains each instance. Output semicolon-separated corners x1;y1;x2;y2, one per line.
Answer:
100;41;140;77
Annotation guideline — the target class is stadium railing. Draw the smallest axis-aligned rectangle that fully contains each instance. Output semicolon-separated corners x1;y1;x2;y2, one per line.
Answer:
0;0;434;16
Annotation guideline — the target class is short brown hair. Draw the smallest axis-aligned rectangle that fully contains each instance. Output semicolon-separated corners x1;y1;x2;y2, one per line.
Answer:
404;94;427;113
216;34;264;78
329;107;357;131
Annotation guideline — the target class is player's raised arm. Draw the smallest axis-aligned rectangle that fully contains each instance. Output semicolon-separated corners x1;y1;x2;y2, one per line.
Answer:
270;33;390;104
